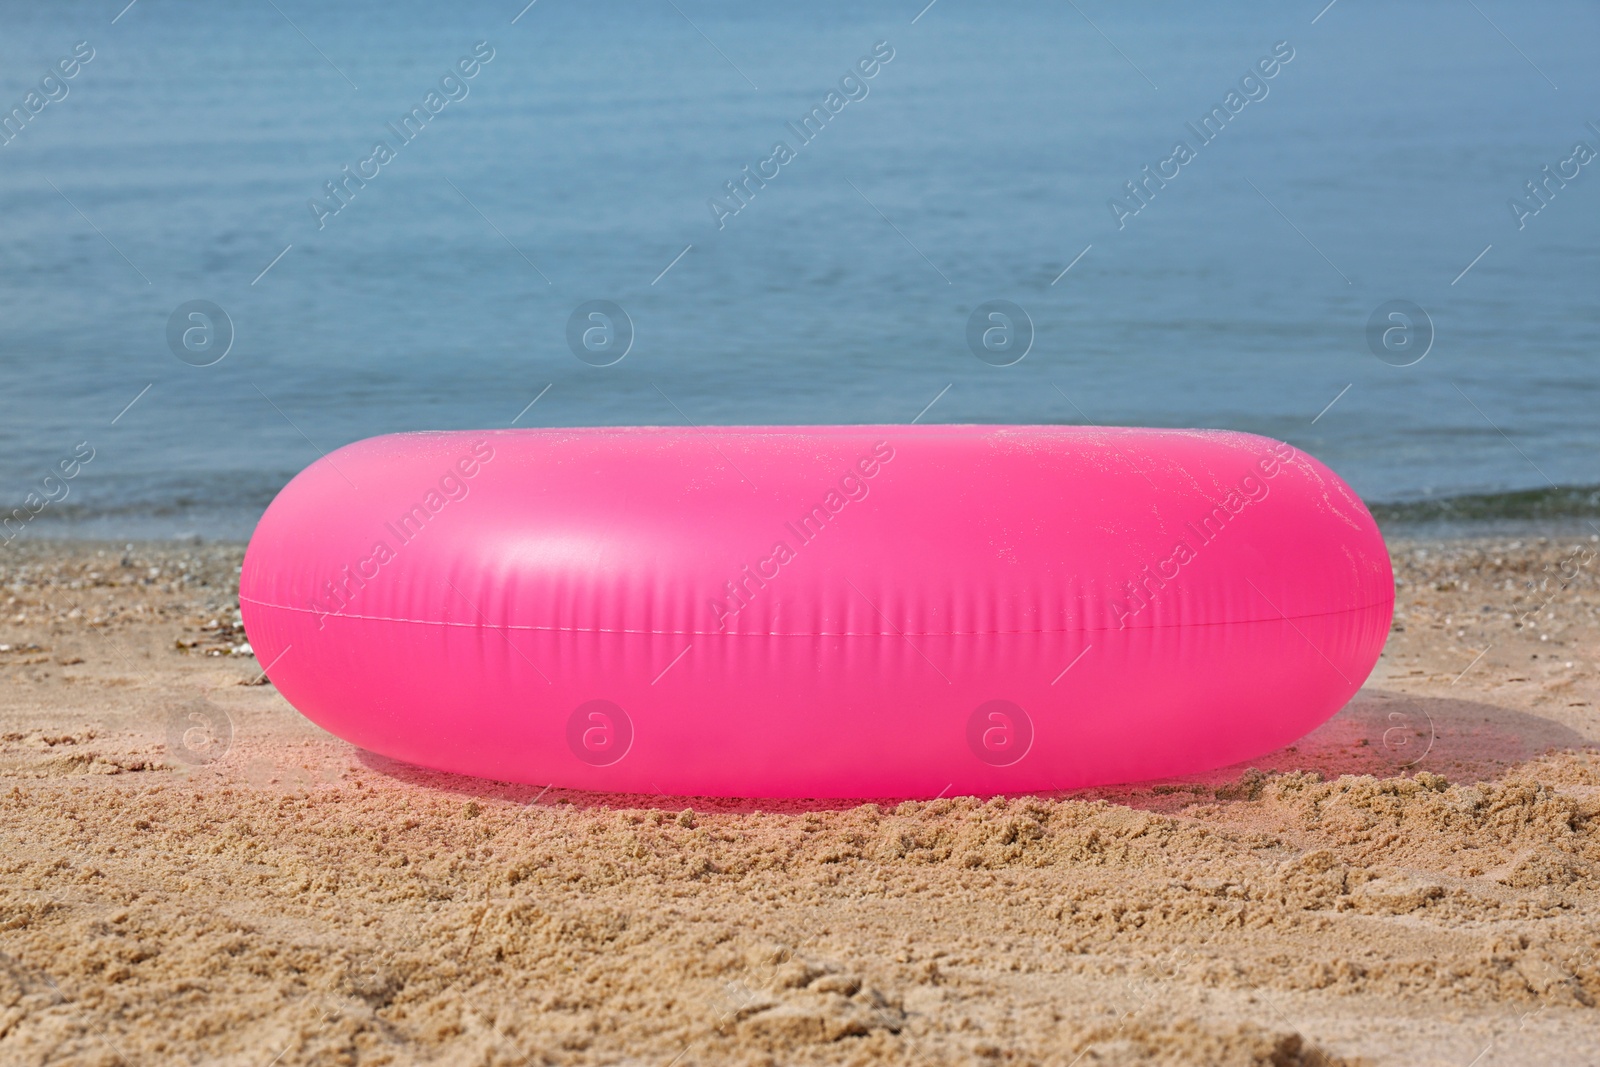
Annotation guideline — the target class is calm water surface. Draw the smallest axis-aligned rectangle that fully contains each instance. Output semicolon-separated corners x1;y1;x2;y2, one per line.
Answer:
1;0;1596;538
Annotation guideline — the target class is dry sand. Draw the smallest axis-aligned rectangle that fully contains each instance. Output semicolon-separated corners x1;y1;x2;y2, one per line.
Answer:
2;534;1598;1066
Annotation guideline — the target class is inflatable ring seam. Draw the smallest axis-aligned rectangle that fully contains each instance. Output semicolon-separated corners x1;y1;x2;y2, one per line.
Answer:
239;593;1394;637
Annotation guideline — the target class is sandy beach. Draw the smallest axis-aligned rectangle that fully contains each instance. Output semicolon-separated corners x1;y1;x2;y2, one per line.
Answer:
2;533;1597;1066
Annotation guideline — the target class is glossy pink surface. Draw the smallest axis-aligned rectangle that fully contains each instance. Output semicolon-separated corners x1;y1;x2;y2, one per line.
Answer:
239;426;1393;797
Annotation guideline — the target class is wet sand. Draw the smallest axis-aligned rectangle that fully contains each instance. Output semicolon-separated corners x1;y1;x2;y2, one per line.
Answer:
1;534;1597;1065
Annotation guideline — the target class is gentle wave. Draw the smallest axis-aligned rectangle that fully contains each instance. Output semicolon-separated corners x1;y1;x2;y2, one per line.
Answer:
1369;486;1600;526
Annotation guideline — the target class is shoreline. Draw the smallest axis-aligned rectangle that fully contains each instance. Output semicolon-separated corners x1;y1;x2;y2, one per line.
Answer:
2;532;1597;1064
9;477;1599;548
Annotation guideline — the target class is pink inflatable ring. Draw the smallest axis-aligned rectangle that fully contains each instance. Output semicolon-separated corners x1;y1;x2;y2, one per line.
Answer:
239;426;1393;797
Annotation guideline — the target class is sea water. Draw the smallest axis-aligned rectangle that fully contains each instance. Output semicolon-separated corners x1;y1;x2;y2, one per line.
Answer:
1;0;1596;539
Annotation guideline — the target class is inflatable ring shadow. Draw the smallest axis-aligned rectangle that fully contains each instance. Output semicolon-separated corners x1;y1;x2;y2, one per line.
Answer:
1078;688;1597;812
355;688;1595;812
